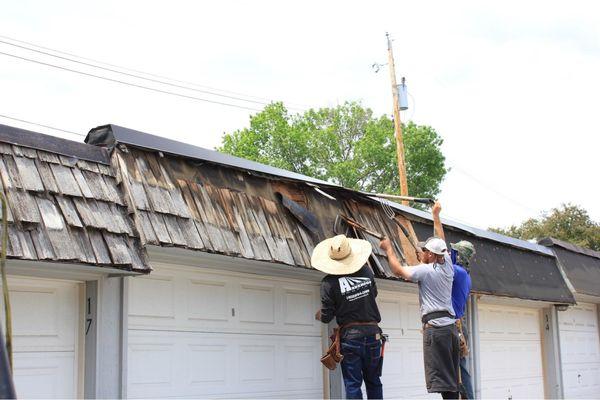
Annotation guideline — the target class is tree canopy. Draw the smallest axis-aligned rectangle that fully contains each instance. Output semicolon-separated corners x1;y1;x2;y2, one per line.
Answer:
218;101;448;200
491;203;600;251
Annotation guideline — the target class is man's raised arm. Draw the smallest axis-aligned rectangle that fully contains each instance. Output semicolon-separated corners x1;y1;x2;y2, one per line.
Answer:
432;201;445;241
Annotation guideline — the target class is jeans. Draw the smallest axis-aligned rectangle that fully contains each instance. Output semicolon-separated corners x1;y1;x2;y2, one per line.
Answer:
340;335;383;399
459;357;474;399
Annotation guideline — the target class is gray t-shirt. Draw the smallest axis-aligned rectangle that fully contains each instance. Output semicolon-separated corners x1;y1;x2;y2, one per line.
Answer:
409;253;456;327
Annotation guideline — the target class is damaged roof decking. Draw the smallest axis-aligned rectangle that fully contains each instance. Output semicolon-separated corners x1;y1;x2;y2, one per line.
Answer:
111;144;417;276
0;124;146;271
539;237;600;297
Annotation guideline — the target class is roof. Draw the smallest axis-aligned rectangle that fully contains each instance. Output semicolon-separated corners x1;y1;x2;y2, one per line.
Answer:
539;237;600;297
84;123;573;303
0;124;147;272
85;124;553;257
0;122;581;303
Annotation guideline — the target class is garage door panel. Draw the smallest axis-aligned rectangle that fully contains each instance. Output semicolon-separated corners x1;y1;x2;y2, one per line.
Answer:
378;297;402;330
129;268;320;336
4;279;78;351
558;302;600;398
238;283;276;325
282;287;317;327
187;278;230;323
129;274;176;320
128;330;321;398
128;268;322;399
479;303;544;399
13;352;76;399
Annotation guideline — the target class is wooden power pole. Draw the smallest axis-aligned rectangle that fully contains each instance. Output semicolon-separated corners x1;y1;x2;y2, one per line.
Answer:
386;32;409;205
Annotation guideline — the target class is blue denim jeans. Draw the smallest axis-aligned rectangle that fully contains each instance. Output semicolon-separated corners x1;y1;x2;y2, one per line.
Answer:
459;357;474;399
340;335;383;399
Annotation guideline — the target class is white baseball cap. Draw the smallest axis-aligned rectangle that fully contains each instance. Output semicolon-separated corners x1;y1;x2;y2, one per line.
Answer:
418;237;448;255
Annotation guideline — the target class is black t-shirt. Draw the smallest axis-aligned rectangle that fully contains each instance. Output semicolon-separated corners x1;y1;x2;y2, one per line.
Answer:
320;265;382;339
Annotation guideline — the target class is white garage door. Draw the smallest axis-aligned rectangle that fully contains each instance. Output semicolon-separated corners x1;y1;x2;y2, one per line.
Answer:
127;265;323;399
377;289;437;399
479;303;544;399
558;302;600;398
2;276;81;399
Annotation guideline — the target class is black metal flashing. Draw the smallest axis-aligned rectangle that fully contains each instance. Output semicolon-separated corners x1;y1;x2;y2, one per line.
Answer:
375;197;555;256
539;238;600;297
539;237;600;259
0;124;109;164
86;124;334;186
412;221;575;303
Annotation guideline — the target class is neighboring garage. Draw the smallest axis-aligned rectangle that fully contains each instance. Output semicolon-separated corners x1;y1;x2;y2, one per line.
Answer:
478;302;545;399
539;238;600;398
127;263;324;399
5;276;82;399
558;303;600;398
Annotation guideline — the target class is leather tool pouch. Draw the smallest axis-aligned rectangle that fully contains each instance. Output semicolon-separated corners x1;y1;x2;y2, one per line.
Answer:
320;327;344;370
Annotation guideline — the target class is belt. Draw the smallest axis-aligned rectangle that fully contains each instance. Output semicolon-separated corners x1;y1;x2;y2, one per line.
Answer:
340;321;379;332
421;310;455;324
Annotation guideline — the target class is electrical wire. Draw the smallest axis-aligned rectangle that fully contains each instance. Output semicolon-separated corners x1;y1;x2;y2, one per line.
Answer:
0;34;309;111
0;39;281;107
0;50;264;112
0;114;85;137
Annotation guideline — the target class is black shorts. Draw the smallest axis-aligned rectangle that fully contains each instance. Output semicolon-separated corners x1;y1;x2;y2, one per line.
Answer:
423;323;460;393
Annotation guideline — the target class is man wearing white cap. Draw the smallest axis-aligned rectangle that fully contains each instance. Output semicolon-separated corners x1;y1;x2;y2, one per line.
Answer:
380;202;460;399
312;234;384;399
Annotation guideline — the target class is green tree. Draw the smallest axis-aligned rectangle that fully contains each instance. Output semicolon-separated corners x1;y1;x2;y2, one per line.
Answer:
218;101;448;200
491;204;600;251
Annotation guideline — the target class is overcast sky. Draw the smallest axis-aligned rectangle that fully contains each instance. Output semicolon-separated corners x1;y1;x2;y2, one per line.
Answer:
1;0;598;230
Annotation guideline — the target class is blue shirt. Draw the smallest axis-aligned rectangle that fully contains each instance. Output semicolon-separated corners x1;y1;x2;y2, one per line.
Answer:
451;250;471;318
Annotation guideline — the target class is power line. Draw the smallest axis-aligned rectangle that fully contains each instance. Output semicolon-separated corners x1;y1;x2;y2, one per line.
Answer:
0;114;85;137
0;38;282;108
451;164;538;214
0;34;309;111
0;50;264;112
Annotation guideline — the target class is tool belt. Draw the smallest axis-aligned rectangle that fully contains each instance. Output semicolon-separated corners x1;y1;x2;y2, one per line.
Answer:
320;321;380;370
456;318;469;358
421;310;455;324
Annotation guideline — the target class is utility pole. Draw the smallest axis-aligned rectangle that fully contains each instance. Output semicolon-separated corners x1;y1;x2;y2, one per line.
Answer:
386;32;409;205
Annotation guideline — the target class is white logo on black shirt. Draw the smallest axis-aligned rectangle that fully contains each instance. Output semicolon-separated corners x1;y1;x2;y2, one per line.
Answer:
338;277;372;301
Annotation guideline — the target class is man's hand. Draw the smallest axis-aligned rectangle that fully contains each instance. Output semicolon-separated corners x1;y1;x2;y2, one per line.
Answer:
379;238;392;253
315;310;322;321
432;201;442;217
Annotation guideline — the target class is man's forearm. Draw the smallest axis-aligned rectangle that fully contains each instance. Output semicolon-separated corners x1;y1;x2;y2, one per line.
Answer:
384;247;413;280
433;210;445;241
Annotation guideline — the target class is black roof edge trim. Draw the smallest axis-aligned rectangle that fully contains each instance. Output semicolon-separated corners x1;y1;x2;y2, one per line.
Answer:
370;197;555;256
0;123;110;165
538;237;600;259
85;124;335;186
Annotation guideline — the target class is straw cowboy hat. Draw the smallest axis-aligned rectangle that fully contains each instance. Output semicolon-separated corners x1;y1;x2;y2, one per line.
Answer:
311;234;373;275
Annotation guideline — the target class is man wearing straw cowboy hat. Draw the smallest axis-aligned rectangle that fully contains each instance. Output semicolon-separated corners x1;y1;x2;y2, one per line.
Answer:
380;202;460;399
313;234;384;399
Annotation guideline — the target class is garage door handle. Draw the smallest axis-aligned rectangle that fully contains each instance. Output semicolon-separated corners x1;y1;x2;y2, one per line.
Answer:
231;308;235;317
